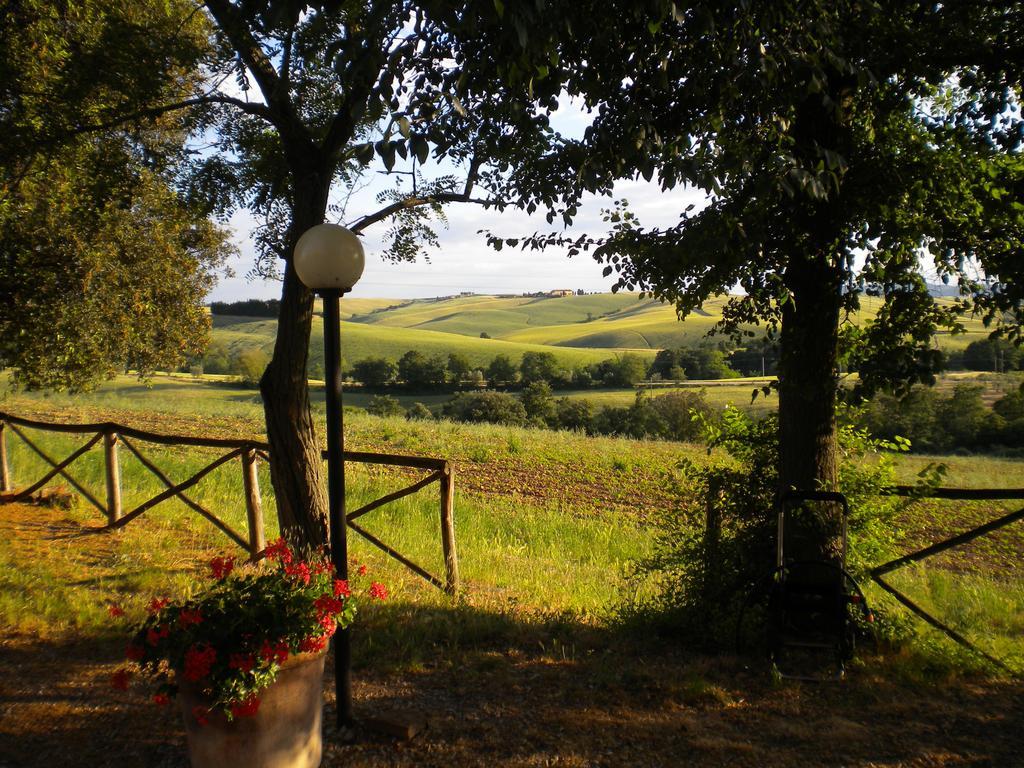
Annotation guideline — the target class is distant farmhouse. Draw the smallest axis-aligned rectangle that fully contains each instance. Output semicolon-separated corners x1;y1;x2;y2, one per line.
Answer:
548;289;574;297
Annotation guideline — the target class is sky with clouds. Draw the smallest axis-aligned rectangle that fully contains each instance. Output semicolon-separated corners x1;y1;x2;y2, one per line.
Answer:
210;178;709;302
206;88;711;303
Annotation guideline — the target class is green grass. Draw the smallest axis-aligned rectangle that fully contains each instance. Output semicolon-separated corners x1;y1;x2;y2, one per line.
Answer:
2;382;1022;675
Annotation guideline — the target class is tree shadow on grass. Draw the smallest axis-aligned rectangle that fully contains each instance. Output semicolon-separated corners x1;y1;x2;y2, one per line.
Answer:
1;603;1022;768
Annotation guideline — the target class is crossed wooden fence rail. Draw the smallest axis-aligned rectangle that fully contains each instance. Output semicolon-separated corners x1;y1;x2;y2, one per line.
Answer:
0;411;459;595
873;485;1024;674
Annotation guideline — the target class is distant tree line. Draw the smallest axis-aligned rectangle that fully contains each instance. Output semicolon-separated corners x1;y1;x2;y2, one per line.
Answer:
209;299;281;317
851;382;1024;455
367;386;717;443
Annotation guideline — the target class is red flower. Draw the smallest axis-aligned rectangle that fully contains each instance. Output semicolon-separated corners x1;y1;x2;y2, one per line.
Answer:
209;556;235;580
333;579;351;598
230;695;261;718
125;643;145;661
299;634;329;653
259;640;289;666
146;624;170;647
369;582;388;601
178;609;203;628
107;604;126;618
319;613;337;636
314;594;344;618
111;668;132;690
263;537;293;565
229;652;255;673
147;597;170;615
284;561;311;585
183;644;217;682
312;560;333;576
357;564;368;577
192;705;210;727
153;693;171;707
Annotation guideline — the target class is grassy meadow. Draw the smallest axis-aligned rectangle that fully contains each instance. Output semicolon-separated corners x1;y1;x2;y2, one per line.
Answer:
1;374;1022;676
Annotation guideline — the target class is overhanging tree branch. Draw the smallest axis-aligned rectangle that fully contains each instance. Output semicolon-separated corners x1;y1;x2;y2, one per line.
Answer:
348;191;496;234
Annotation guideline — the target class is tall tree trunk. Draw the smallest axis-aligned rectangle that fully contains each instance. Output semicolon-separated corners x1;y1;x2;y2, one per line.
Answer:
776;256;843;562
259;168;332;549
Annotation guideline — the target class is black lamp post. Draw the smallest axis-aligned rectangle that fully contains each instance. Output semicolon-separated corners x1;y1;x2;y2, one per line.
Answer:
293;223;365;731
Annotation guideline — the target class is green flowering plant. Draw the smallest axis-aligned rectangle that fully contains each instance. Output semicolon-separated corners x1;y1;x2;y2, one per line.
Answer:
109;537;387;723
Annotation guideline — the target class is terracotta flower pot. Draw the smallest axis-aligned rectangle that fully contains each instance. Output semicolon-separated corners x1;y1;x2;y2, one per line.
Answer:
178;650;327;768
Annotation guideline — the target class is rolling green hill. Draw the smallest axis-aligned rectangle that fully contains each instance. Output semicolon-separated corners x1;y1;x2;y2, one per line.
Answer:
212;292;998;372
211;314;653;370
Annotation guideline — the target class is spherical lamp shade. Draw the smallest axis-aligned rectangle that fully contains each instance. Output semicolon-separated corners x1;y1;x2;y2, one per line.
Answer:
293;224;365;291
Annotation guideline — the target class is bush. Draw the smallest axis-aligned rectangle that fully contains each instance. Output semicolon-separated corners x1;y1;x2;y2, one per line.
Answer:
625;408;907;647
554;397;594;433
520;381;555;424
231;348;269;388
519;351;560;385
351;357;396;388
397;350;447;389
405;402;434;421
441;391;526;425
366;394;404;417
486;354;518;387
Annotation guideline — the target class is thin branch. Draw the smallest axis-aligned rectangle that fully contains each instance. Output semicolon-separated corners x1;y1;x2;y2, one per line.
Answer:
348;191;496;234
66;94;272;138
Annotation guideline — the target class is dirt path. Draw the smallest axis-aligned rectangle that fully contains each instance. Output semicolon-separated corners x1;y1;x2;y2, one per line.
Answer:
1;502;1022;767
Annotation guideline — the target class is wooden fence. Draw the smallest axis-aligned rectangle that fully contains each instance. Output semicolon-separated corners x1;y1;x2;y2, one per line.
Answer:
0;411;459;595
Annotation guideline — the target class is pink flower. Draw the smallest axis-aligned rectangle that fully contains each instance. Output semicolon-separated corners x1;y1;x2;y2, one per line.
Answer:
369;582;388;601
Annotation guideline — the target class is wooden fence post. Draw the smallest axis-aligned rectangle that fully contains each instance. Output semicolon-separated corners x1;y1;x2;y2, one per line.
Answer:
242;448;265;560
104;431;122;524
439;463;459;596
0;421;10;493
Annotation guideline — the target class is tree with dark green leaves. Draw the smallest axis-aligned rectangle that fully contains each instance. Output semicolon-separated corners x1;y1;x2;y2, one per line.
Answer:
510;0;1024;560
0;1;233;391
351;357;397;388
8;0;562;547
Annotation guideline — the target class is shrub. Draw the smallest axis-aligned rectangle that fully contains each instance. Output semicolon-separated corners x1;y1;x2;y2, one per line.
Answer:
486;354;517;387
351;357;396;388
519;351;560;385
441;391;526;425
625;408;907;647
231;348;269;388
405;402;434;421
366;394;404;418
397;350;447;388
520;381;555;424
554;397;594;433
